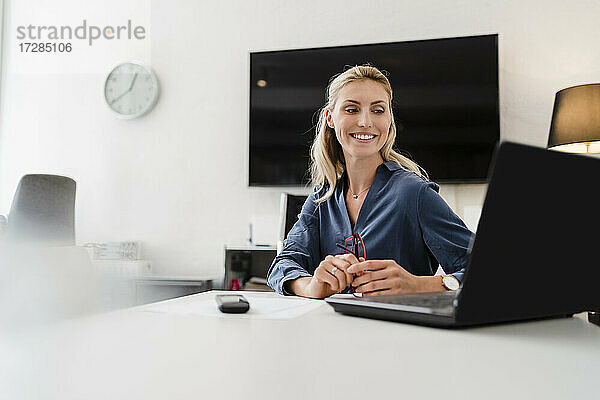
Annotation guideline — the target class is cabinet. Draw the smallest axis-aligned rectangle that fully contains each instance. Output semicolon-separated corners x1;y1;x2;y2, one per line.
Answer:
223;245;276;291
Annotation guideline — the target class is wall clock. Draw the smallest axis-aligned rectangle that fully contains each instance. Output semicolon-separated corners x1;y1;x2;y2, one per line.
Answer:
104;61;159;119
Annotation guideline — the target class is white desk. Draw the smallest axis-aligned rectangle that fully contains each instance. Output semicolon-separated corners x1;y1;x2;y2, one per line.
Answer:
3;291;599;399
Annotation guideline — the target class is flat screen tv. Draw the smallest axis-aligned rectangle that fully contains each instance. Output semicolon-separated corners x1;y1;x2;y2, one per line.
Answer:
249;34;499;186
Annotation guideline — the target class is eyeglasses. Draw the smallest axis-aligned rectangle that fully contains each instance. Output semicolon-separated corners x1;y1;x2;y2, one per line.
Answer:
336;232;366;297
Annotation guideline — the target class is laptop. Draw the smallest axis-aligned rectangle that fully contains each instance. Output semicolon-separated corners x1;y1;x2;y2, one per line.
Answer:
325;141;600;328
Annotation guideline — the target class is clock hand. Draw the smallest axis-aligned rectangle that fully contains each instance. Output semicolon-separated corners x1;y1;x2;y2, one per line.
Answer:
128;73;139;91
110;89;130;105
110;73;139;105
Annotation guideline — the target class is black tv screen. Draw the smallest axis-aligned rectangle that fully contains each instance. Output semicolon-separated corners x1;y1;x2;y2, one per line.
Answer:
249;34;499;186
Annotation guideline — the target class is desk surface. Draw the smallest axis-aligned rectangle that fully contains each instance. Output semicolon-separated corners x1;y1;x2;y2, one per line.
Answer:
4;291;599;399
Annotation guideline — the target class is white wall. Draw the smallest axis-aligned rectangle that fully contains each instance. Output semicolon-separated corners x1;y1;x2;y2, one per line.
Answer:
1;0;598;279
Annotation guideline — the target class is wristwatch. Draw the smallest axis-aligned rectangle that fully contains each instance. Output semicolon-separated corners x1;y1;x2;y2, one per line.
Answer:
441;274;460;291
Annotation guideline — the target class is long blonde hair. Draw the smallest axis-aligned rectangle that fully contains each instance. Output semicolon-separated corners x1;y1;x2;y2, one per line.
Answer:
310;65;427;203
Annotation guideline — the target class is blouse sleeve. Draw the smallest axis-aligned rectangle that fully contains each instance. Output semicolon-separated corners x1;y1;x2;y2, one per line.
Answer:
416;182;474;284
267;192;322;295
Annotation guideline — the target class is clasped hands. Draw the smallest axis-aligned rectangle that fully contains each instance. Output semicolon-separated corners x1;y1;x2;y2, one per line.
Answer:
298;253;432;299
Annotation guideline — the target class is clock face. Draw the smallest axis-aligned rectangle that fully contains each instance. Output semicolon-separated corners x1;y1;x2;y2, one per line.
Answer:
104;62;158;119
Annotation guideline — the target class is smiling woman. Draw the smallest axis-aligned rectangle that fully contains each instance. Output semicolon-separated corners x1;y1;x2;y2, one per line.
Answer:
312;66;426;204
267;65;474;300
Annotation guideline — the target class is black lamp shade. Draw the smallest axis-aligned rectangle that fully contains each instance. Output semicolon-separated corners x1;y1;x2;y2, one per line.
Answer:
548;83;600;154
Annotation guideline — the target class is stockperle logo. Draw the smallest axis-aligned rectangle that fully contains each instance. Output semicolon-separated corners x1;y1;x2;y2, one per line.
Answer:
17;20;146;52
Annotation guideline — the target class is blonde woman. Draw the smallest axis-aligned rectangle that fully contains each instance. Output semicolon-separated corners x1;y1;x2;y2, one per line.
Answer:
267;65;473;299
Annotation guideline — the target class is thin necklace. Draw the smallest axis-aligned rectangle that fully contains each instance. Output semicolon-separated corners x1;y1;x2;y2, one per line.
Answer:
349;185;370;199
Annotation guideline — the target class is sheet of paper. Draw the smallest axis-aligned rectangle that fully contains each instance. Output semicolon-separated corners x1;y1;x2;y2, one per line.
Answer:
140;293;324;319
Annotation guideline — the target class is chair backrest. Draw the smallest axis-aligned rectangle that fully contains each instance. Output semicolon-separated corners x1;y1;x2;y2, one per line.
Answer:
278;193;308;241
7;174;76;245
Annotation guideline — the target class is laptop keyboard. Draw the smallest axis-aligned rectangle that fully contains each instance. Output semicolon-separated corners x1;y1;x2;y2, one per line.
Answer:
363;290;457;309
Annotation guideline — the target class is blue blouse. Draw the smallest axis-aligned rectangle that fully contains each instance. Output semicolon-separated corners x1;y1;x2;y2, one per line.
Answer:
267;161;474;296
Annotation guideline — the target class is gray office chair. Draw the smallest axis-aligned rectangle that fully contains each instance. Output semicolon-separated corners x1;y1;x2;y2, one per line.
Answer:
4;174;76;245
277;193;308;254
